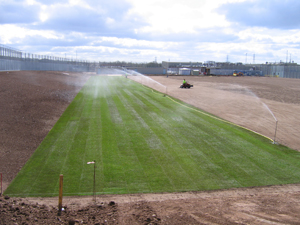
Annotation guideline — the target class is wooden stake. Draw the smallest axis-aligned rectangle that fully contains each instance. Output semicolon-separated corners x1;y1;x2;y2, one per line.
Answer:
93;161;96;202
0;173;2;196
58;174;63;214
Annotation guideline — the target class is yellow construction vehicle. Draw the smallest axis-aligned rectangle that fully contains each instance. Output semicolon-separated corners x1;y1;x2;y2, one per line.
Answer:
233;71;244;76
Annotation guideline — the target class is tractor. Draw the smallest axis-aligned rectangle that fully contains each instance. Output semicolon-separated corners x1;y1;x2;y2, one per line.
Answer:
180;82;193;88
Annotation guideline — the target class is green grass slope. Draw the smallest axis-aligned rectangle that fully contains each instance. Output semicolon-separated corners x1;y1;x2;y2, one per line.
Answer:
5;76;300;197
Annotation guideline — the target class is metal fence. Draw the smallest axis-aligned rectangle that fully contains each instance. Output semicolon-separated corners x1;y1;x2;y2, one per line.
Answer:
210;68;263;76
259;65;300;78
0;44;97;72
283;66;300;78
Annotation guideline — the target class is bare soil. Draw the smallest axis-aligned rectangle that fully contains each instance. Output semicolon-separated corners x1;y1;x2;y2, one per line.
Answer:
1;71;300;224
148;75;300;151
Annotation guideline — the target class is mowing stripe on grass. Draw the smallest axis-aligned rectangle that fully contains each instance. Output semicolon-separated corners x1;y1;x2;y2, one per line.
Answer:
5;76;300;197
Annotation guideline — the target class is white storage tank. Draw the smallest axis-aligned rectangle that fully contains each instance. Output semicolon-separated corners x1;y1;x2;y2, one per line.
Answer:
179;68;191;75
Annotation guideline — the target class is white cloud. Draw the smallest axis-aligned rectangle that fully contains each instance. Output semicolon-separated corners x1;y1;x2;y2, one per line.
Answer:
25;0;38;5
0;24;62;44
93;36;180;49
235;27;300;47
105;17;115;25
1;0;300;64
39;5;49;22
51;44;179;62
126;0;245;34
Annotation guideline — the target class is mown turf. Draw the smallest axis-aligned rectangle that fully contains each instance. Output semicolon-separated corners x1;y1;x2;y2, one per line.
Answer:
5;76;300;197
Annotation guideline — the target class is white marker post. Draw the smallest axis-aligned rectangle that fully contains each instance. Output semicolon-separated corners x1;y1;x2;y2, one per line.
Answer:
87;161;96;202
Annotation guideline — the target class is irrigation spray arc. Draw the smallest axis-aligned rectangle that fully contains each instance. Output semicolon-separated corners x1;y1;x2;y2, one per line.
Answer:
245;86;278;144
97;70;277;143
232;84;279;144
128;78;279;144
262;102;278;144
116;68;168;96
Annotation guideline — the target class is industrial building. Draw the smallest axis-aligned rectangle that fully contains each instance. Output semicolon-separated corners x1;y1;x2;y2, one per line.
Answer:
162;61;300;78
2;43;300;78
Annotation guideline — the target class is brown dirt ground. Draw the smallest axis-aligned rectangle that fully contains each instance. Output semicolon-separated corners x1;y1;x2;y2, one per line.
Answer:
1;71;300;224
144;75;300;151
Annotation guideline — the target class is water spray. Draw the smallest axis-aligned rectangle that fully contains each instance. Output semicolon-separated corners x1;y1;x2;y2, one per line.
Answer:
262;102;278;144
97;67;167;96
163;86;168;97
274;120;278;144
124;69;168;96
232;85;278;144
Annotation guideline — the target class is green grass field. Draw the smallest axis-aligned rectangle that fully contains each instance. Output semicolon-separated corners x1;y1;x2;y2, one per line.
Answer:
5;75;300;197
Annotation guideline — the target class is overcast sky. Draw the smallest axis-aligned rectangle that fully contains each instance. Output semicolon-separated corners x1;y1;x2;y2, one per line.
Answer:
1;0;300;64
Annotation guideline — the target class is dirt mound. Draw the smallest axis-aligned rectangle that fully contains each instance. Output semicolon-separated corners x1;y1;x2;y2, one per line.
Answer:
3;184;300;224
0;195;119;225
